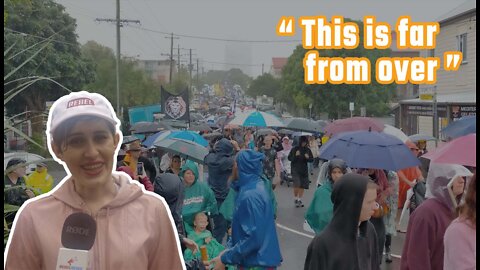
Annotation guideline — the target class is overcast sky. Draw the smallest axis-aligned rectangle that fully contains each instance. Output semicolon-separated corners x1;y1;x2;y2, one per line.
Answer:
55;0;468;77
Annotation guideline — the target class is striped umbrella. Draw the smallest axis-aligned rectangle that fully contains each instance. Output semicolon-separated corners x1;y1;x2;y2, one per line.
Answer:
229;111;285;128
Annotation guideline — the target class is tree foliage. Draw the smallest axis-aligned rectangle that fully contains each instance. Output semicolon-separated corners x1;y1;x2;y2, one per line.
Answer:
278;18;396;119
200;68;252;91
4;0;95;123
247;73;281;100
80;41;161;115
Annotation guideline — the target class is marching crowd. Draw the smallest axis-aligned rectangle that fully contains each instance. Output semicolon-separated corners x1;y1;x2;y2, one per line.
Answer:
4;91;476;270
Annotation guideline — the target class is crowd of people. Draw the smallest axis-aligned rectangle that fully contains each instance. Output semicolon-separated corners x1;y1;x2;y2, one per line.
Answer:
4;91;476;270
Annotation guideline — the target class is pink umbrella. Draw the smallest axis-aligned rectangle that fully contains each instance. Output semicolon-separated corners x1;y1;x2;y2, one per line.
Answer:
421;133;476;167
324;117;384;137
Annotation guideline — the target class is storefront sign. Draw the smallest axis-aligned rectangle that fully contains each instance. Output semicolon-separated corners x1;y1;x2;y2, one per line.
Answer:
405;104;447;117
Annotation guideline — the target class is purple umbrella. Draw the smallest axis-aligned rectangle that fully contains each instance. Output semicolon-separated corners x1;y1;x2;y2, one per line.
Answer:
324;117;384;137
319;130;420;171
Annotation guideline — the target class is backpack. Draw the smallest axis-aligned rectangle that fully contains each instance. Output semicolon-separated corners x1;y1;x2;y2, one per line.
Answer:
410;181;427;213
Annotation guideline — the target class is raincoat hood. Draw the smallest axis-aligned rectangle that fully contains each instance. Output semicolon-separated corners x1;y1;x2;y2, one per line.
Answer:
153;173;184;210
235;150;264;188
327;158;347;178
214;138;234;155
425;163;472;210
180;160;199;185
52;173;143;210
329;173;371;239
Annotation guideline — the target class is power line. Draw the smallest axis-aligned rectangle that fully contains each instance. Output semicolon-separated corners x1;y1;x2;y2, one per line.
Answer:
125;24;301;43
201;60;263;67
4;28;78;46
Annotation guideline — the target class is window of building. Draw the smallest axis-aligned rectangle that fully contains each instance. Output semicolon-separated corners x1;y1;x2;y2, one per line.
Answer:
456;33;467;62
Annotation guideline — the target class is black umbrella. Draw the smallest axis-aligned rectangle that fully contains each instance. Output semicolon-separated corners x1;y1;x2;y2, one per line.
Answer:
122;135;140;145
130;121;172;134
202;132;223;141
277;128;295;135
284;118;324;133
255;128;278;136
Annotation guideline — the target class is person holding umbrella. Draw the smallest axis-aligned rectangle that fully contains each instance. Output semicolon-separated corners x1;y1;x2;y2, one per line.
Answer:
288;136;313;207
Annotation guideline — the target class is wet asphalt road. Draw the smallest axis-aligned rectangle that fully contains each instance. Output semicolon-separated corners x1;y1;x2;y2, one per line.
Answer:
48;163;403;270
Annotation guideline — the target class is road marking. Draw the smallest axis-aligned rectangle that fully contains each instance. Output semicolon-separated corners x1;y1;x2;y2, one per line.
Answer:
276;223;402;258
276;223;314;239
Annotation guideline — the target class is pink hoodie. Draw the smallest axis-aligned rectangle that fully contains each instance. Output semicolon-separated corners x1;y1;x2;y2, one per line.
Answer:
5;173;185;270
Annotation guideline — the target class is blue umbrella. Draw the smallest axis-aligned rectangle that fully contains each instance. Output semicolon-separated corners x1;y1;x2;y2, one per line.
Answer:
319;130;420;171
142;131;167;148
408;134;436;142
441;115;476;139
152;130;209;147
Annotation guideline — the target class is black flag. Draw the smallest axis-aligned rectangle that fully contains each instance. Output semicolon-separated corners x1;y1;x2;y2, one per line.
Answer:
161;86;190;121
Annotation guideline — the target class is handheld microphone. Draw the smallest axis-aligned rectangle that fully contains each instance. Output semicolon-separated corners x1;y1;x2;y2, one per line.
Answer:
56;212;97;270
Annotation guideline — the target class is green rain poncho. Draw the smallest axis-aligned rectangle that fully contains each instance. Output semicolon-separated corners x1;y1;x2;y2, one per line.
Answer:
183;229;225;262
180;161;218;234
304;180;334;234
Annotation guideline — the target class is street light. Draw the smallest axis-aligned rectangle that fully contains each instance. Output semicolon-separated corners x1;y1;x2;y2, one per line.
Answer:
309;103;313;119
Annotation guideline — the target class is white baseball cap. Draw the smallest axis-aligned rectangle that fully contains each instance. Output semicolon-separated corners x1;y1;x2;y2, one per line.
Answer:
47;91;120;135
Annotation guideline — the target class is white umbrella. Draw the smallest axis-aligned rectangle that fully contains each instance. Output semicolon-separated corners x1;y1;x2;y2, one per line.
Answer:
383;124;409;143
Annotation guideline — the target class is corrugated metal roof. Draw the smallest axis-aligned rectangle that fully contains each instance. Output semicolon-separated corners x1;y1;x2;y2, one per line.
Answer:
435;0;476;24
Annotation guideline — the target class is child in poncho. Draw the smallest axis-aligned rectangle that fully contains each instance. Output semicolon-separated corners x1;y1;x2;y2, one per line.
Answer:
184;212;224;263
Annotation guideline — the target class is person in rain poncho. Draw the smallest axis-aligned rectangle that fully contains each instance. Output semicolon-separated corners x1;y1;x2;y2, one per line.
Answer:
183;212;225;263
210;150;282;270
180;160;218;234
26;162;54;195
400;163;473;270
443;173;476;270
304;173;380;270
204;138;235;243
305;159;347;234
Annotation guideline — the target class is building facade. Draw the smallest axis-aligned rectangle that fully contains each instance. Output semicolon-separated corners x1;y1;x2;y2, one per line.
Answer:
398;0;476;141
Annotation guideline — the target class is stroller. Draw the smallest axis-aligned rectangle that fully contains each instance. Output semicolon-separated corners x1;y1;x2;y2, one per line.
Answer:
279;149;293;187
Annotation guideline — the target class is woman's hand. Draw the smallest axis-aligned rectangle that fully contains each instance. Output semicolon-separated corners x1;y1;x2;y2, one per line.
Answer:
182;238;199;254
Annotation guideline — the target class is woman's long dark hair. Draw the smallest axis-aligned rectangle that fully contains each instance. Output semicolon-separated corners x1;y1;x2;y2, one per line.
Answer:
457;173;476;228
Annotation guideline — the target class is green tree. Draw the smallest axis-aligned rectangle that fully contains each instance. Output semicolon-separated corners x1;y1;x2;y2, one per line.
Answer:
247;73;281;100
4;0;95;134
80;41;161;115
279;18;396;119
199;68;252;91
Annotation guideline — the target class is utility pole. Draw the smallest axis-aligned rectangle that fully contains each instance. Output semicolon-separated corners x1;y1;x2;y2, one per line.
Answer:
196;58;199;90
95;0;140;116
262;63;264;75
189;49;193;89
177;44;180;71
164;33;179;83
432;85;438;147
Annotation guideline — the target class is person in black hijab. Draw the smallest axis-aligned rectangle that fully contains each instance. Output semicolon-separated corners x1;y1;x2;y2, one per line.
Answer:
304;173;380;270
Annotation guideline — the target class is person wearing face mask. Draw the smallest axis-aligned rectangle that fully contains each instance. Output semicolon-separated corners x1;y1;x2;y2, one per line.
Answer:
400;163;473;270
304;173;381;270
305;159;347;234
